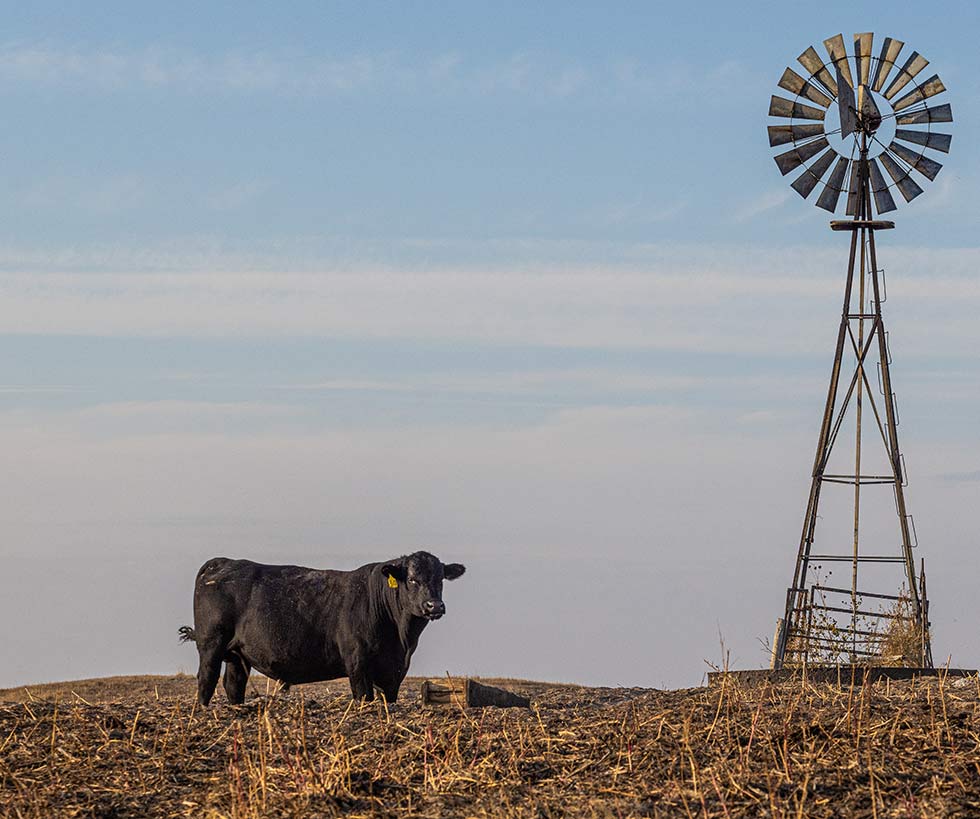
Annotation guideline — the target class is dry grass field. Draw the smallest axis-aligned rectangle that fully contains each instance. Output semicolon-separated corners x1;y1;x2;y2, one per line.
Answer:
2;671;980;817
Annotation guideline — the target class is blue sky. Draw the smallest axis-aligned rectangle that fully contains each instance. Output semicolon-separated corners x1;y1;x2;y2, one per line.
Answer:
2;2;980;689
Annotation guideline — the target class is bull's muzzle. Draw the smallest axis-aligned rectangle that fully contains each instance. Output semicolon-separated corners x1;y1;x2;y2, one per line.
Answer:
422;599;446;619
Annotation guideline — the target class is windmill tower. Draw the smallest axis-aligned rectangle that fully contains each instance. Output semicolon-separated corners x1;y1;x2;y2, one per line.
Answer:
766;33;952;669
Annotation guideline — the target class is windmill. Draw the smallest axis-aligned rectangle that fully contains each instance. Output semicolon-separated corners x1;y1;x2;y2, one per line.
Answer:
766;33;952;670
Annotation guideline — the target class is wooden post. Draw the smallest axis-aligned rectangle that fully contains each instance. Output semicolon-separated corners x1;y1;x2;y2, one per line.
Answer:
770;619;784;670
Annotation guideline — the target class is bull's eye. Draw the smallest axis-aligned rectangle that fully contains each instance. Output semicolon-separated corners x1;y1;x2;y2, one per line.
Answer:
408;578;419;586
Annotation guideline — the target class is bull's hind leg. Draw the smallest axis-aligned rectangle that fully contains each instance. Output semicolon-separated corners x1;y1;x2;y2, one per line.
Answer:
223;653;250;705
195;637;227;706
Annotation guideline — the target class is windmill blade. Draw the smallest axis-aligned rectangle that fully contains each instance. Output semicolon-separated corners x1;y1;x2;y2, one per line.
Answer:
889;141;943;180
892;75;946;112
845;160;863;216
868;158;897;214
883;51;929;99
895;128;952;153
768;123;825;147
896;103;952;125
823;34;854;89
778;67;833;108
880;151;924;202
791;148;837;199
769;95;827;120
854;32;873;87
871;37;904;92
816;156;850;212
774;137;830;176
798;45;838;96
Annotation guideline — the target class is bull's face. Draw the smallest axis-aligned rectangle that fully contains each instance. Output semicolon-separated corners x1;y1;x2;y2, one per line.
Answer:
381;551;466;620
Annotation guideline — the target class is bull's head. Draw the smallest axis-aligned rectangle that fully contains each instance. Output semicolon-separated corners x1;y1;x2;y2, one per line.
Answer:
381;551;466;620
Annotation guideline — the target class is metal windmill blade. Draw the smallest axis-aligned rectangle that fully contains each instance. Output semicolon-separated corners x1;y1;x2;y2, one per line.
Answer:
880;151;924;202
896;103;952;124
868;158;897;213
823;34;853;88
815;156;849;212
854;32;873;87
883;52;929;100
791;149;836;199
767;32;953;216
871;37;904;92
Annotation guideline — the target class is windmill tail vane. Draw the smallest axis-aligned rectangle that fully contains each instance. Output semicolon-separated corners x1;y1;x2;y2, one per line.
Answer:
766;33;951;670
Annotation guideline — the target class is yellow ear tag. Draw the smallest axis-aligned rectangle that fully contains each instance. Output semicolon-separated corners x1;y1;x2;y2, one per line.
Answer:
387;575;398;589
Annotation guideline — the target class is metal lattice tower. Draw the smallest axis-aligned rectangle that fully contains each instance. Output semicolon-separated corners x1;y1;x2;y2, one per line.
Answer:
765;33;952;669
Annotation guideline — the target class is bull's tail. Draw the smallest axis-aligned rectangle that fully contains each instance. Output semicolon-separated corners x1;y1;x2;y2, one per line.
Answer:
178;626;197;644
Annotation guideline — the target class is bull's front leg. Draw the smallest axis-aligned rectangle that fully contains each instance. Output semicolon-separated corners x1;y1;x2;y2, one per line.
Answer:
373;664;406;703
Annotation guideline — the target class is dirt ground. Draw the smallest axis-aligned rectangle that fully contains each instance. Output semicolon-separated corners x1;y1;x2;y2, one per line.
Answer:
2;671;980;817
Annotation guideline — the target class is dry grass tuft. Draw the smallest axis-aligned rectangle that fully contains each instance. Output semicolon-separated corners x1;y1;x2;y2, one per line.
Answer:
3;672;980;817
875;593;929;667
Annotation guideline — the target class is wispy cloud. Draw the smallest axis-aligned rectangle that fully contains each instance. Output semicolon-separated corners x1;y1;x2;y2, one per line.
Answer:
592;199;688;227
0;265;835;352
737;409;780;424
940;469;980;483
201;179;271;212
15;171;274;217
0;400;307;439
914;173;958;213
267;370;819;405
730;189;792;223
21;173;152;214
76;400;301;420
1;242;980;356
0;385;75;394
266;371;707;411
0;42;753;103
0;43;382;94
475;53;591;97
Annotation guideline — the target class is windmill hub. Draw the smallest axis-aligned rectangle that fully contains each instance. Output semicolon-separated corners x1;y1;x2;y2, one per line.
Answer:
856;85;882;134
824;88;894;159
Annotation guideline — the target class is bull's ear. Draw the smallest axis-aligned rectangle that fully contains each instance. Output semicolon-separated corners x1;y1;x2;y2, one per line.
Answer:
443;563;466;580
381;563;406;581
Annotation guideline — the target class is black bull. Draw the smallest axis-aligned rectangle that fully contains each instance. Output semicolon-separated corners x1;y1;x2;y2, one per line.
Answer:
179;551;465;704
